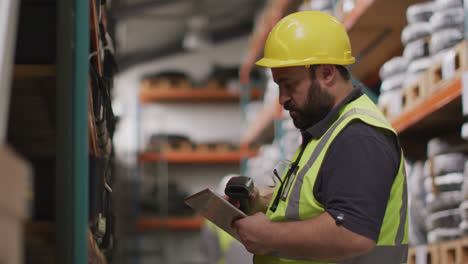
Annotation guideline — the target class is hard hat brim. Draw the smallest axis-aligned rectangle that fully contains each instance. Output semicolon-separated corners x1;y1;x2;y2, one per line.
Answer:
255;57;355;68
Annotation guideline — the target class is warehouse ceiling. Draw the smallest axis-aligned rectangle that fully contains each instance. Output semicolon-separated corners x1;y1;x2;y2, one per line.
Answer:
113;0;266;70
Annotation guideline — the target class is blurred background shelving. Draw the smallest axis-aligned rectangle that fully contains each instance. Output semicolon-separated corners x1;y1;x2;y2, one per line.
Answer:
3;0;468;263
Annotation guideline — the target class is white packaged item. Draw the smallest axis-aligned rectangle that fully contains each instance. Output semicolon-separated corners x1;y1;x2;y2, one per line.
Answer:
462;161;468;199
459;220;468;235
461;123;468;140
409;161;428;245
281;130;302;159
426;208;461;230
401;22;431;45
407;2;436;24
426;191;463;213
434;0;463;10
409;203;428;245
432;48;452;65
459;200;468;220
430;8;464;33
378;89;402;117
427;227;462;243
409;162;425;197
424;173;464;193
379;56;408;80
430;28;464;55
380;74;405;92
403;39;430;61
403;73;423;88
427;136;468;157
310;0;333;10
407;57;433;75
423;153;467;177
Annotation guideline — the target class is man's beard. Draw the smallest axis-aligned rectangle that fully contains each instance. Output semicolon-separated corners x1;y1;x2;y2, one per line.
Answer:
284;80;334;129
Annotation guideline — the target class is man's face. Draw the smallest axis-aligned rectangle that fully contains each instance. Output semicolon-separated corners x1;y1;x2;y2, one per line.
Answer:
272;66;334;129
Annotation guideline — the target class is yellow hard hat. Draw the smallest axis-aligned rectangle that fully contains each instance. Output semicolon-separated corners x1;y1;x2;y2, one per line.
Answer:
255;11;355;68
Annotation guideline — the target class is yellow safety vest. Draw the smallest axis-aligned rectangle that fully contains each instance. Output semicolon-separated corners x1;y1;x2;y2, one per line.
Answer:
206;220;237;264
255;94;408;264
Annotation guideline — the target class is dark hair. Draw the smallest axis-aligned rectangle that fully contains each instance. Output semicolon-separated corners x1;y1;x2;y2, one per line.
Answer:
336;65;350;81
308;64;350;81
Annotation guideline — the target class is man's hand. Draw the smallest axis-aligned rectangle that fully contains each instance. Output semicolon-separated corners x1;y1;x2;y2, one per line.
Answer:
233;212;274;255
224;187;274;214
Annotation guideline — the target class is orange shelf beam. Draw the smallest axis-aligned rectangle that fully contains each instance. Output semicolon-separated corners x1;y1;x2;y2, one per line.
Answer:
136;217;204;231
139;150;258;163
13;64;56;78
341;0;374;31
391;78;462;133
139;87;264;103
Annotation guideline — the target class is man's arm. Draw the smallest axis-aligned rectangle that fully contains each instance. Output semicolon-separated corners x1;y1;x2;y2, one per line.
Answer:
233;211;375;261
227;187;275;214
250;187;275;213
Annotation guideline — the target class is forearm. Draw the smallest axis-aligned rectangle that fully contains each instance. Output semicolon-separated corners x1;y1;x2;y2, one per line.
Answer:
250;187;274;214
267;213;375;261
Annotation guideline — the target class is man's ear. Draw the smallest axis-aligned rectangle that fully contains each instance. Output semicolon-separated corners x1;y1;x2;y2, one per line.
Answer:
316;64;337;86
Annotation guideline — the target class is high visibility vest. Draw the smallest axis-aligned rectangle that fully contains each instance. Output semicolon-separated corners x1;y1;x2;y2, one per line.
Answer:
205;220;236;264
255;94;408;264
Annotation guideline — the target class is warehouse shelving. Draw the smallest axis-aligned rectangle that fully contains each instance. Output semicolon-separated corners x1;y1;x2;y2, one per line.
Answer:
139;87;264;103
391;78;463;135
135;217;204;231
343;0;426;85
138;149;258;164
240;0;428;146
240;103;281;147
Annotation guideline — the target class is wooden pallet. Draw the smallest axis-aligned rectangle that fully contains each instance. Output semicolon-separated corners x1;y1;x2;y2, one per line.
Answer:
428;40;467;95
408;243;441;264
196;143;234;152
379;102;392;120
439;237;468;264
161;141;194;153
401;71;430;112
141;77;191;90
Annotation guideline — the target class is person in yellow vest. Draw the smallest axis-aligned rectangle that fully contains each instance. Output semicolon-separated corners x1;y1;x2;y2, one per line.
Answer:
201;175;253;264
231;11;408;264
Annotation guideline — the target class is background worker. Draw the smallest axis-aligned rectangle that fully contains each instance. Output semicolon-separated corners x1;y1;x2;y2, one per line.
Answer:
200;175;253;264
232;11;408;263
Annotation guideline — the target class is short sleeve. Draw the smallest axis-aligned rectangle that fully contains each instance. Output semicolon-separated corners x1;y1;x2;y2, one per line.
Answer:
314;121;401;242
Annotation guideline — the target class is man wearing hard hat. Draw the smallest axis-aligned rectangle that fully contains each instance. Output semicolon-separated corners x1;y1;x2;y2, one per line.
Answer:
232;11;407;264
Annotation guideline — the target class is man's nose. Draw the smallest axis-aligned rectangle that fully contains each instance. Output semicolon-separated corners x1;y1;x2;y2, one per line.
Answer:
278;88;289;106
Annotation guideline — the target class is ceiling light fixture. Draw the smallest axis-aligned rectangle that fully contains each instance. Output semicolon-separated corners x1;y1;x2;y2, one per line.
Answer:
182;15;212;51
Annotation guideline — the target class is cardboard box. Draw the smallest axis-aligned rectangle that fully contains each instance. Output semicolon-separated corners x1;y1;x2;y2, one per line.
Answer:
0;145;31;264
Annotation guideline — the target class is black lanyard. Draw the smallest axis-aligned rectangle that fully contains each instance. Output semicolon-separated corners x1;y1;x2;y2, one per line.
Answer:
269;145;307;212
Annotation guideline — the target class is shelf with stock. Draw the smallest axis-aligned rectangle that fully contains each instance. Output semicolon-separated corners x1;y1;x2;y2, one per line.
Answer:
389;77;465;159
135;217;204;231
138;149;258;164
241;0;427;88
139;86;264;104
240;0;429;146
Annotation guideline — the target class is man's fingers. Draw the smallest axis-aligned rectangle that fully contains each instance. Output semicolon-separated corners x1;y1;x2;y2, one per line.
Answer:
224;195;240;208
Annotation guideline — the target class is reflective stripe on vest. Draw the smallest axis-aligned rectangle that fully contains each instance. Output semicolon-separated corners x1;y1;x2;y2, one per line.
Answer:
285;108;390;220
256;94;408;264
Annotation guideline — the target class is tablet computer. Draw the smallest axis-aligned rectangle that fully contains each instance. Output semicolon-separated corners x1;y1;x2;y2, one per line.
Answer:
184;188;247;240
